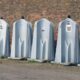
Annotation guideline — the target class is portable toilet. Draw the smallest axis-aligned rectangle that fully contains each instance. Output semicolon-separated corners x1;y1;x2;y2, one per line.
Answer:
0;17;10;57
55;16;80;65
11;17;32;59
31;18;54;62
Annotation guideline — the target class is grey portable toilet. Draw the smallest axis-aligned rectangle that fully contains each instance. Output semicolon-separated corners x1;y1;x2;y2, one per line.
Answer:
31;18;54;62
55;17;80;65
0;17;9;57
11;17;32;59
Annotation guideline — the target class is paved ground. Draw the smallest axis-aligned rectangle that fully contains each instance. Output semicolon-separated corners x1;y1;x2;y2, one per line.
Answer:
0;59;80;80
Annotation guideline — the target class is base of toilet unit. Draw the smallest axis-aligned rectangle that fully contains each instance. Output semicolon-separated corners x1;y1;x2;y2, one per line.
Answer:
51;61;77;66
51;61;56;64
8;57;27;60
8;57;22;59
77;64;80;67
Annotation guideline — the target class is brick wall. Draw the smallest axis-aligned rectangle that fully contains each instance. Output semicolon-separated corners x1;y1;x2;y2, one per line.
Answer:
1;0;80;24
0;0;80;40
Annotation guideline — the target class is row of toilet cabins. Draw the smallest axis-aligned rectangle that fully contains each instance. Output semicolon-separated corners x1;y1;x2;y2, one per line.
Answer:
0;16;80;65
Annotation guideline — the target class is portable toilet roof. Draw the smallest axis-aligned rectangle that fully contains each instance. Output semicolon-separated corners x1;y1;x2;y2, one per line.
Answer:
11;18;32;59
55;18;80;65
31;18;54;62
0;18;10;57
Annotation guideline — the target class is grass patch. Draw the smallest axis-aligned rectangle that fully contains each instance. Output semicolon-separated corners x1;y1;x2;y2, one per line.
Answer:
0;56;8;59
27;60;39;63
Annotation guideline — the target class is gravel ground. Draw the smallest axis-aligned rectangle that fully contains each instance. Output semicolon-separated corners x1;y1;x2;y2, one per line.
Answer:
0;59;80;80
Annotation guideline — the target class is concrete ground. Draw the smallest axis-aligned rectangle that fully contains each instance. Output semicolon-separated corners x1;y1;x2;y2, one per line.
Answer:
0;59;80;80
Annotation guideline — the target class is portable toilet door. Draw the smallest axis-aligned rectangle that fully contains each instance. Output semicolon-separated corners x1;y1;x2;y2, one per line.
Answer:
11;17;32;59
31;18;54;62
0;18;9;57
55;17;79;65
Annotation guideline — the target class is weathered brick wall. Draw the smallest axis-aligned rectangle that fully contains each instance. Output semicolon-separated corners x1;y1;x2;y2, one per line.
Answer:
0;0;80;40
0;0;80;24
